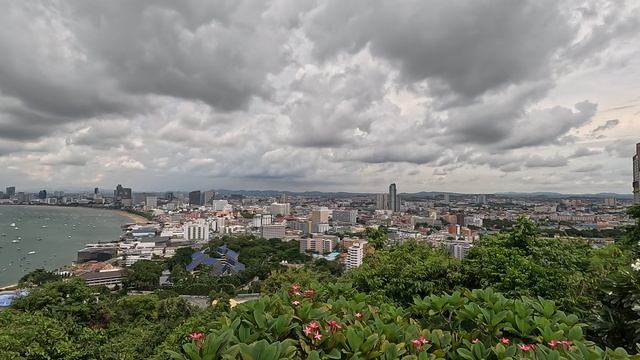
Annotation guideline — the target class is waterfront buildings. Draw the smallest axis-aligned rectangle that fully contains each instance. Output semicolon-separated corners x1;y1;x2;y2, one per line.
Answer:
5;186;15;198
634;142;640;204
114;184;132;205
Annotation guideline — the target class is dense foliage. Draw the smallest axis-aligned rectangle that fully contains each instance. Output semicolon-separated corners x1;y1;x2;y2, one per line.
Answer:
2;206;640;358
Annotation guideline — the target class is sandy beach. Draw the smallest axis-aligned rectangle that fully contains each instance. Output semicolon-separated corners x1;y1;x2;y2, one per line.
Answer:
115;210;149;224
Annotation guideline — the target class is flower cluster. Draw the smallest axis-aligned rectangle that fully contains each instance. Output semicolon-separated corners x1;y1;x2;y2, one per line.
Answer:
303;321;323;342
411;335;430;351
518;343;537;352
500;337;510;345
631;259;640;272
190;331;205;349
548;340;573;349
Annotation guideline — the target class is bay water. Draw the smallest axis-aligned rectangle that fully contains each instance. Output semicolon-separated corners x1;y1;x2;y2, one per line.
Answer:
0;205;129;287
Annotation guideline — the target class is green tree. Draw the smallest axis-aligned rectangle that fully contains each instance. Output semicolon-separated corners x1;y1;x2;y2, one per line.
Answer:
365;225;387;249
18;268;62;287
126;260;163;290
348;242;464;305
166;247;194;271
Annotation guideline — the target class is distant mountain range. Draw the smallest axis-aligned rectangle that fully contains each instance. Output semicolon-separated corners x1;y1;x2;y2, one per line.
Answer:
212;189;634;199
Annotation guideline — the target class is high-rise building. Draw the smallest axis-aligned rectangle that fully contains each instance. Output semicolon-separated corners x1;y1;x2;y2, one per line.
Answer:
6;186;15;198
189;190;202;207
311;207;329;224
145;196;158;209
389;183;399;212
94;187;99;195
183;219;210;241
38;190;47;200
332;209;357;224
261;224;286;239
211;200;230;211
634;142;640;204
269;202;290;216
203;191;215;205
375;193;389;210
114;184;132;202
165;192;174;201
443;193;450;204
346;242;365;270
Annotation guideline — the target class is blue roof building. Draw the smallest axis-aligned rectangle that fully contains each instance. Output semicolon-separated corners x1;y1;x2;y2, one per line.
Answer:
186;245;246;275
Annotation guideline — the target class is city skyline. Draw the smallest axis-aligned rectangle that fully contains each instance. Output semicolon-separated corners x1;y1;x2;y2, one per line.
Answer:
1;1;639;193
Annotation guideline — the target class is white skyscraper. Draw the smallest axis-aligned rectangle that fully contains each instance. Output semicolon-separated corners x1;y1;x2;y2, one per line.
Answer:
269;202;290;216
346;242;365;270
183;219;210;241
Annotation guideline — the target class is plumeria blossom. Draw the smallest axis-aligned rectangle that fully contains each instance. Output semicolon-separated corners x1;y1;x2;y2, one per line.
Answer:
303;321;322;342
560;340;573;347
190;331;204;341
500;337;510;345
291;300;300;306
355;311;364;319
472;338;480;344
548;340;559;349
290;284;302;296
412;335;429;351
411;339;425;351
631;259;640;271
326;320;342;333
518;344;536;351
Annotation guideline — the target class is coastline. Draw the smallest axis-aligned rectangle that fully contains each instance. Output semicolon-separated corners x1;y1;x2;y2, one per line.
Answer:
114;210;149;224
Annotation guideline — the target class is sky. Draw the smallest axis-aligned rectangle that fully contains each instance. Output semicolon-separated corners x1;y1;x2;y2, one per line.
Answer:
0;0;639;194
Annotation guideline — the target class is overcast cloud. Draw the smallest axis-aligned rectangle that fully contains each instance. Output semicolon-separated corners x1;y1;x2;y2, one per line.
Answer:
0;0;639;194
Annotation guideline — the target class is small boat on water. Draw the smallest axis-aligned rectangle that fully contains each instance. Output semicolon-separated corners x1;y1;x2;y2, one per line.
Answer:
42;225;47;228
11;239;20;243
37;237;43;241
14;227;19;230
9;223;15;227
67;235;72;238
28;251;36;255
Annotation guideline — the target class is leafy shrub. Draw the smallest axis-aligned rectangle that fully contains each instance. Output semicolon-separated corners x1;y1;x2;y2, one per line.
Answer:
167;284;631;359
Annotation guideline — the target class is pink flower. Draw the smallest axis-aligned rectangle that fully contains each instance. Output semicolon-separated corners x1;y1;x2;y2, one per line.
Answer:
560;340;573;347
307;321;319;330
303;289;316;298
500;337;510;345
314;332;322;341
303;325;314;337
412;339;424;351
548;340;559;349
518;344;532;351
326;320;342;333
290;284;302;296
355;311;364;319
190;331;204;341
418;336;429;344
291;300;300;306
472;338;480;344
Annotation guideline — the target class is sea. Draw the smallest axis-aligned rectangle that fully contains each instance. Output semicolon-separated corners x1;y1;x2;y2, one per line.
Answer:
0;205;130;287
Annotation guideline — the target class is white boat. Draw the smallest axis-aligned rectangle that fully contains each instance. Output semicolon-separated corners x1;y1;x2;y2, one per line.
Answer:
14;227;19;230
67;235;72;238
42;225;47;228
28;251;36;255
17;236;21;240
11;239;20;243
9;223;15;227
